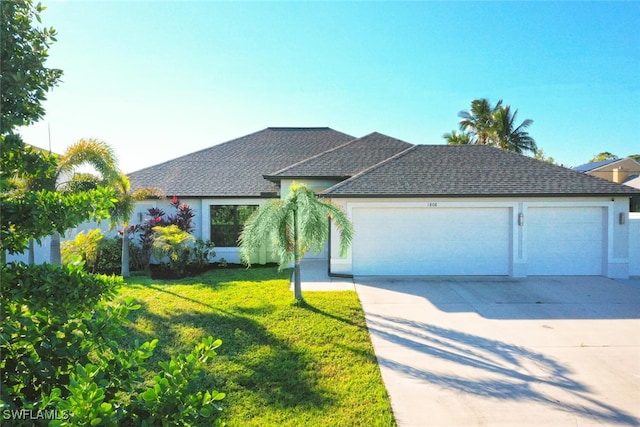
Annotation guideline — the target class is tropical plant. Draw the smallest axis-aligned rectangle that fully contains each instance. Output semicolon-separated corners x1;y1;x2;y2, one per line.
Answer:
493;105;537;154
239;182;353;301
442;130;473;145
45;138;122;265
458;98;503;145
444;98;537;155
151;225;196;278
61;229;104;271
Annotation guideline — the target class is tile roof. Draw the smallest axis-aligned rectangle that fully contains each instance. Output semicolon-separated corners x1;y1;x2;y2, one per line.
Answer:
322;145;640;198
128;127;354;197
264;132;412;180
573;158;623;172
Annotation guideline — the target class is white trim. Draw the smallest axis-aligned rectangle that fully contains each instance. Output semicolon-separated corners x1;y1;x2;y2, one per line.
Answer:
345;200;518;275
522;201;615;265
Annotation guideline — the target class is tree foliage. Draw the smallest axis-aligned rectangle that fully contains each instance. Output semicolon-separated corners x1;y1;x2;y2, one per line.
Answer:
239;182;353;300
0;0;63;134
588;151;618;163
444;98;537;154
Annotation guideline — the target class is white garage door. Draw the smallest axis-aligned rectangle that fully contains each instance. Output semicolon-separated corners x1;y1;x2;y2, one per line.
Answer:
527;207;604;275
352;207;511;275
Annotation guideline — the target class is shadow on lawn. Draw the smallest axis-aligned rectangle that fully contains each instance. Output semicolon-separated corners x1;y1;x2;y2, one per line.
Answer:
366;313;639;426
120;288;334;411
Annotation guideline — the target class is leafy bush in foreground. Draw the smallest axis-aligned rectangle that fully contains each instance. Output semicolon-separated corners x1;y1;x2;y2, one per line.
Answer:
0;262;225;426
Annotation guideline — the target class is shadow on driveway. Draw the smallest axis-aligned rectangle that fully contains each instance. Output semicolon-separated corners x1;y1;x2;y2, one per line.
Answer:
356;276;640;426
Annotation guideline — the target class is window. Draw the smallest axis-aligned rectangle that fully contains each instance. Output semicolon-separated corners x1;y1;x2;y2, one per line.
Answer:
210;205;258;247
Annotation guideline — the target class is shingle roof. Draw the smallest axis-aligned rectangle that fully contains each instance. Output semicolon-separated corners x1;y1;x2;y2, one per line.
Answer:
128;128;355;197
264;132;412;180
573;158;622;172
322;145;640;198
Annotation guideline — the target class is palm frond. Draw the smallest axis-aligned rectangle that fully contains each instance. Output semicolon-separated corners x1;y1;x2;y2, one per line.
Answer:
58;138;120;184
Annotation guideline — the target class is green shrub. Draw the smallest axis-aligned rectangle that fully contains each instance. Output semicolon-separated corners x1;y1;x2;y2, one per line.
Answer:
93;236;145;275
0;262;225;426
61;229;104;272
151;225;195;278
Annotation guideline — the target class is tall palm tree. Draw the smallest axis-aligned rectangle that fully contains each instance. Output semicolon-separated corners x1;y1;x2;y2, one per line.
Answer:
239;182;353;301
49;138;121;265
458;98;503;145
493;105;537;154
109;174;163;277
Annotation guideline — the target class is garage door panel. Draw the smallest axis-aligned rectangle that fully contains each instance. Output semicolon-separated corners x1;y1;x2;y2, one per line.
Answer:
352;207;510;275
527;207;604;275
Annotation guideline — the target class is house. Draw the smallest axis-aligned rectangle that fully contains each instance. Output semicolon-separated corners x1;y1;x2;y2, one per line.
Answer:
574;157;640;187
128;128;639;279
574;157;640;212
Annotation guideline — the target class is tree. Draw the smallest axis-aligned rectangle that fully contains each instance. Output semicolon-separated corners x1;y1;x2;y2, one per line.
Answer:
46;138;122;265
239;182;353;301
493;105;537;154
0;1;115;263
589;152;618;163
629;154;640;163
533;148;557;165
108;174;163;277
458;98;503;145
1;0;63;135
442;130;472;145
444;98;538;155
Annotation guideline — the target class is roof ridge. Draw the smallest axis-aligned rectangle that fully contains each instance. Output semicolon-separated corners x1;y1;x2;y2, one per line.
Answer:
128;127;276;175
321;145;418;195
265;135;363;177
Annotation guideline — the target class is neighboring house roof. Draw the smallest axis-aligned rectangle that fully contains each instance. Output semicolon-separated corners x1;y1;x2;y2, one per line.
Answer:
573;158;624;172
322;145;640;198
623;175;640;190
128;127;355;197
264;132;412;181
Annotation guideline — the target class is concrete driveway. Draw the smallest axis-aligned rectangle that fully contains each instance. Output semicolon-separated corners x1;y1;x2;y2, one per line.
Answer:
355;276;640;427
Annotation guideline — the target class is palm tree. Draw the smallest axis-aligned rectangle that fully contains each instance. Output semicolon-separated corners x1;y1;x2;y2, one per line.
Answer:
109;174;163;277
458;98;503;145
239;182;353;301
446;99;537;155
493;105;537;154
49;138;121;265
443;130;472;145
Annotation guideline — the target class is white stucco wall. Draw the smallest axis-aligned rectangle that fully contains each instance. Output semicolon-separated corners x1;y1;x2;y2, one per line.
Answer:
629;213;640;276
326;196;633;279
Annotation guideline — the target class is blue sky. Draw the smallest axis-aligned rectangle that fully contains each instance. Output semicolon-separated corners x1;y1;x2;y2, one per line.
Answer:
19;1;640;173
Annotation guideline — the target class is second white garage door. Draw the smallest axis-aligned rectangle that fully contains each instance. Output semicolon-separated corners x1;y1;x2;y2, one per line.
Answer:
351;207;511;275
526;207;604;275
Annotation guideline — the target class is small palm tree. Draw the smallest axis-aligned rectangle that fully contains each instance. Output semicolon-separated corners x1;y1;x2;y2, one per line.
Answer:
443;130;472;145
109;174;163;277
49;138;121;265
239;182;353;301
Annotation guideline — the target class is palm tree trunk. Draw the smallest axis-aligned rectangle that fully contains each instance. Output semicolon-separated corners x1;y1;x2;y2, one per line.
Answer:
121;225;130;277
50;232;62;266
293;208;302;301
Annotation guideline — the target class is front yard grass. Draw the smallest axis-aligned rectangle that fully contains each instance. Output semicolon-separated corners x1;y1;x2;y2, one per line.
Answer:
118;267;396;426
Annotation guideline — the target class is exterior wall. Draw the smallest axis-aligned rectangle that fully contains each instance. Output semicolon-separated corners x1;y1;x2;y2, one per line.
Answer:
630;213;640;276
586;158;640;183
200;198;276;265
327;196;633;279
280;178;342;198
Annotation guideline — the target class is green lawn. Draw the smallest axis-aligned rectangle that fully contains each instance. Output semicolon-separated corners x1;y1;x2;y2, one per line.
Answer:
118;267;396;426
